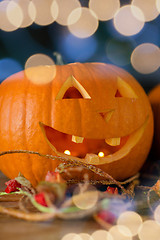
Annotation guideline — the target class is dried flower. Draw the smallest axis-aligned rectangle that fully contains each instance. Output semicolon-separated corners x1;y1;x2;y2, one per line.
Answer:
5;179;21;193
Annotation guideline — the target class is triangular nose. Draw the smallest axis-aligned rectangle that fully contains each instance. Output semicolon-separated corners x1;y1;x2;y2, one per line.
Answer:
99;109;115;122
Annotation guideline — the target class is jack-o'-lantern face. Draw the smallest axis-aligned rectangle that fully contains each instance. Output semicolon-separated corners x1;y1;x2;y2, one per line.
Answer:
0;62;153;184
40;63;153;173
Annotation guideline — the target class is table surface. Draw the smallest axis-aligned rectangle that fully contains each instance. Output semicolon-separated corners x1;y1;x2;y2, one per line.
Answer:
0;171;104;240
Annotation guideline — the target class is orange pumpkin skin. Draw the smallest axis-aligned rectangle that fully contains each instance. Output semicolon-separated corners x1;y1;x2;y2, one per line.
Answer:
0;63;153;186
148;84;160;157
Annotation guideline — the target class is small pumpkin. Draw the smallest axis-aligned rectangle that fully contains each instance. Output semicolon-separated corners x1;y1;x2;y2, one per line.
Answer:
0;63;153;186
148;84;160;157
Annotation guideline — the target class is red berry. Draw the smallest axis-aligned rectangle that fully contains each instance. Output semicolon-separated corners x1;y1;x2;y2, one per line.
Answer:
106;186;118;194
5;179;21;193
34;192;48;207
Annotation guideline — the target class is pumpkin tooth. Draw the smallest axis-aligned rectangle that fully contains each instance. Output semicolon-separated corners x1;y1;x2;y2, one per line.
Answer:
72;135;84;143
85;154;100;164
105;137;121;146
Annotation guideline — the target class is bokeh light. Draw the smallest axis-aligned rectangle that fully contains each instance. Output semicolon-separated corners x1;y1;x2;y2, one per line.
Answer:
109;225;132;240
32;0;57;26
68;7;99;38
117;211;143;237
25;54;56;84
106;39;135;66
156;0;160;12
91;230;113;240
0;0;22;31
113;5;145;36
132;0;160;22
61;233;82;240
59;33;97;61
13;0;35;28
138;220;160;240
78;233;93;240
89;0;120;21
131;43;160;74
55;0;81;26
72;185;98;210
154;204;160;224
6;0;23;29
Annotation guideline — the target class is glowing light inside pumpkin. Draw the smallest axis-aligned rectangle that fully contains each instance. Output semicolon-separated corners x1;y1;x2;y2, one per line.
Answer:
113;5;145;36
0;0;23;32
67;7;99;38
109;225;132;240
55;0;81;26
131;43;160;74
25;54;56;84
132;0;159;22
72;185;98;210
98;152;104;157
64;150;71;155
89;0;120;21
117;211;143;237
31;0;57;26
91;230;113;240
138;220;160;240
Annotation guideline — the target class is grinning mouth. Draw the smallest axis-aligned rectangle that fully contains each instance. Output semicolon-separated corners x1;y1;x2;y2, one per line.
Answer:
40;116;148;165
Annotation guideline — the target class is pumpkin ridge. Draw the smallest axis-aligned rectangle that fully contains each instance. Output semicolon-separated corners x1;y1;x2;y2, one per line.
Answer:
24;79;37;184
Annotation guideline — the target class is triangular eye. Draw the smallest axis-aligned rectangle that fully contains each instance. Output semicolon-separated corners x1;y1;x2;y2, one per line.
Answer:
116;77;138;99
63;87;83;99
55;75;91;100
115;89;122;97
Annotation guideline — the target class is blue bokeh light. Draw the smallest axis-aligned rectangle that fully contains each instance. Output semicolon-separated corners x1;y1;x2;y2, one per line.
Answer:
0;58;23;82
59;33;98;62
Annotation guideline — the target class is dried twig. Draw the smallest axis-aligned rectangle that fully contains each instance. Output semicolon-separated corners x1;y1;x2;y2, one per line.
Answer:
0;150;132;196
0;205;56;221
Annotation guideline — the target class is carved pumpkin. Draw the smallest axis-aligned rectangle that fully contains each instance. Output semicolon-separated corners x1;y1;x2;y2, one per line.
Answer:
0;63;153;186
148;84;160;157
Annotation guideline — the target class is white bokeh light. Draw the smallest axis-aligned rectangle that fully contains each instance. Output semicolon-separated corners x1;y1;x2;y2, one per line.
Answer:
6;0;23;28
91;230;113;240
13;0;35;28
132;0;160;22
138;220;160;240
25;54;56;85
68;7;99;38
89;0;120;21
72;185;99;210
61;233;82;240
156;0;160;12
154;205;160;224
109;225;132;240
32;0;57;26
55;0;81;26
117;211;143;237
131;43;160;74
113;5;145;36
0;0;23;31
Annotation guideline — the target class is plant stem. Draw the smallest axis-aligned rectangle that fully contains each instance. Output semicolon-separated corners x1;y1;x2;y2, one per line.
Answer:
0;150;131;196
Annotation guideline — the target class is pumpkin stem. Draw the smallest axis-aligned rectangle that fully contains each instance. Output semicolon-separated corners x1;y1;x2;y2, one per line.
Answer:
53;52;64;65
0;150;131;196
